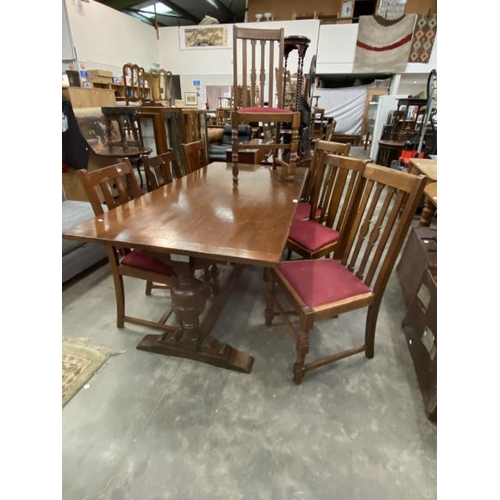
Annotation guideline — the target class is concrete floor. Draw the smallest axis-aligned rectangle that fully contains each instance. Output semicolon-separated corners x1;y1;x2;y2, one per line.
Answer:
62;238;437;499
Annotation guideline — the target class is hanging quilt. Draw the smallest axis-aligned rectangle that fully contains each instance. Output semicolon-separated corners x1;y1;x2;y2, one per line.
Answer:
408;14;437;63
353;15;417;73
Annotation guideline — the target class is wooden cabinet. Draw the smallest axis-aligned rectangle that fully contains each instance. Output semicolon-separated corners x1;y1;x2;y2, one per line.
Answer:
62;87;116;108
389;97;427;141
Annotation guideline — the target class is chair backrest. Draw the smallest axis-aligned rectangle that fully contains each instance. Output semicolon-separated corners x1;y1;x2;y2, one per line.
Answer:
142;150;182;191
77;159;142;216
338;163;427;296
309;154;368;232
324;119;337;141
181;140;208;174
302;139;352;203
232;26;285;109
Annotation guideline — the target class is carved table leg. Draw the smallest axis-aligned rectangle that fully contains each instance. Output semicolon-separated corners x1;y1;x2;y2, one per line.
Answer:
136;263;254;373
418;196;436;227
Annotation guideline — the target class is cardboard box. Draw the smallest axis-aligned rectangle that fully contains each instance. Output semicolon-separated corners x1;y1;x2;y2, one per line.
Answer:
87;75;112;84
87;69;113;78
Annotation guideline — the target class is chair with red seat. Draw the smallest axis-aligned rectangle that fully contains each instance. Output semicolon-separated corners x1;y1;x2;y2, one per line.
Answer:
77;160;177;330
294;139;352;222
265;163;427;384
231;26;301;183
286;153;368;260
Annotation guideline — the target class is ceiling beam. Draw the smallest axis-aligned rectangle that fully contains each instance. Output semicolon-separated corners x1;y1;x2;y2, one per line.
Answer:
158;0;201;24
205;0;236;21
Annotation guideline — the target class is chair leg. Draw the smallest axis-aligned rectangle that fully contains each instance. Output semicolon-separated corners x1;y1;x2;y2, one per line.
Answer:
264;268;275;326
112;273;126;328
292;329;310;385
210;263;220;295
364;303;381;359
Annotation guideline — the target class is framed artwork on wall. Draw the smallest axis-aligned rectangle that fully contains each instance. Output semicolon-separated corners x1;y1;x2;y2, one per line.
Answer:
341;1;354;18
376;0;408;20
179;25;231;50
184;92;198;106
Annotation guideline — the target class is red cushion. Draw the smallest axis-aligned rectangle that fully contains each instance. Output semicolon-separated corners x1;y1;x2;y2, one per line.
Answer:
294;202;321;221
288;220;339;251
121;249;176;276
239;106;293;113
278;259;372;308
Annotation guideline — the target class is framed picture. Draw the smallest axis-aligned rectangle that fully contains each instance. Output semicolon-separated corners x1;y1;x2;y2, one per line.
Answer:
179;25;231;50
184;92;198;106
340;0;354;18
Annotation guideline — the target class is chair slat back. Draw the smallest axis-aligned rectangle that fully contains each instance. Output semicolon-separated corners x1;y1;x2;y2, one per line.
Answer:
77;159;142;216
142;150;181;191
233;26;284;109
303;140;352;208
309;154;367;234
339;163;427;293
181;140;208;174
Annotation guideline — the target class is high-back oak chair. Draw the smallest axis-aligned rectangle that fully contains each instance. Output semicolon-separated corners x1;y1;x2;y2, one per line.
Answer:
231;26;301;183
181;140;208;175
141;150;182;192
266;163;426;384
295;139;352;222
286;154;368;260
77;160;177;331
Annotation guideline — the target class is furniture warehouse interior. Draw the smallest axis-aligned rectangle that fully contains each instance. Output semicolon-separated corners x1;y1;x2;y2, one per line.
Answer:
61;1;441;499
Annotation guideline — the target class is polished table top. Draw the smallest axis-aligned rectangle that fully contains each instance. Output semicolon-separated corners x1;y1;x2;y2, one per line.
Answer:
63;162;307;373
408;158;437;182
63;162;306;267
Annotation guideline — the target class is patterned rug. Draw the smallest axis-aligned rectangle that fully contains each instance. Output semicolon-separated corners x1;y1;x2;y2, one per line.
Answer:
408;14;437;63
62;338;113;406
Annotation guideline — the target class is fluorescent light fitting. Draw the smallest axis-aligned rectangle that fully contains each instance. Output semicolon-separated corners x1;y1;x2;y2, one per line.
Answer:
205;0;220;9
137;2;172;18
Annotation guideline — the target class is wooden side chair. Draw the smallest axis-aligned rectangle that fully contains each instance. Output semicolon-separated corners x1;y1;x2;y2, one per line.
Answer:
141;150;182;192
323;119;337;141
231;26;301;183
286;154;368;260
265;163;427;384
294;140;352;222
181;140;208;175
77;160;177;331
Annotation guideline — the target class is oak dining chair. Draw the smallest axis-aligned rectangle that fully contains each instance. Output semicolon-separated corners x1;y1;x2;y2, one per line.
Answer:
141;150;182;192
77;160;177;331
294;139;352;222
231;26;301;183
286;154;368;261
181;140;208;174
265;163;427;384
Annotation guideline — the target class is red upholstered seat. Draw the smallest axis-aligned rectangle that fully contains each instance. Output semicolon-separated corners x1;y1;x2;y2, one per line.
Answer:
294;202;321;221
287;219;340;251
278;259;372;308
121;250;176;276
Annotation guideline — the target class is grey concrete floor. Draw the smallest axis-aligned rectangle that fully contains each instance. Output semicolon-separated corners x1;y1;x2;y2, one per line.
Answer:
62;234;437;499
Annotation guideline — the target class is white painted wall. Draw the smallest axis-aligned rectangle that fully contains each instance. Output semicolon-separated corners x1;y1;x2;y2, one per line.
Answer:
157;20;321;97
63;1;437;96
63;0;159;75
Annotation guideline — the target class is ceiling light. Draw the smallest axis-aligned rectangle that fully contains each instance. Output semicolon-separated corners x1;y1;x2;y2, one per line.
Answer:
205;0;220;9
136;2;172;18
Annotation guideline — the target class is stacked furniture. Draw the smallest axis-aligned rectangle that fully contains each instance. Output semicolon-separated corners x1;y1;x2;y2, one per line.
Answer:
397;226;438;421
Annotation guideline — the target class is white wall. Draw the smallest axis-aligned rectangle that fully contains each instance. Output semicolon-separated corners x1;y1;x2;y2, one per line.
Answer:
63;1;437;96
63;0;159;75
157;20;321;97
